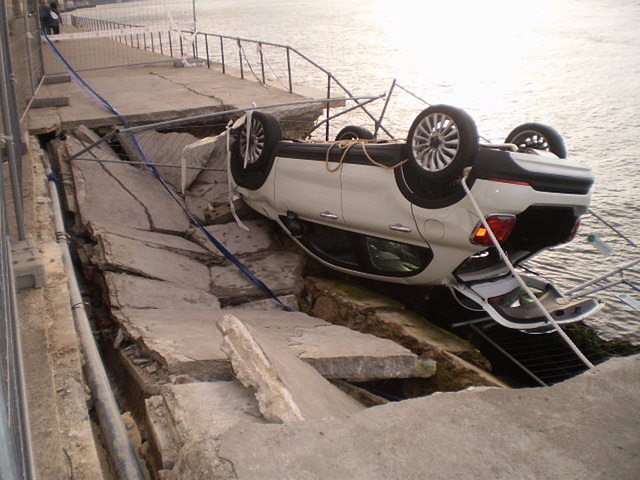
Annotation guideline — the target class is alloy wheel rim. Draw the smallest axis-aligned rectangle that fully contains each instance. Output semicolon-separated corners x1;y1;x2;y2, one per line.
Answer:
512;130;549;151
240;118;265;164
412;112;461;172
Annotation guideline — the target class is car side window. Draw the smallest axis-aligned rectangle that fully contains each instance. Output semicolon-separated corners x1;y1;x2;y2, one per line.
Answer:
283;218;432;277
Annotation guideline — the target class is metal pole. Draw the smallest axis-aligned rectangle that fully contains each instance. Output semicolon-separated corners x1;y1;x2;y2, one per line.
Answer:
588;208;638;248
220;37;225;73
205;33;210;68
258;42;265;84
470;325;548;387
0;5;26;240
286;47;292;93
22;0;36;94
44;156;146;480
237;38;243;79
325;75;331;140
375;79;396;137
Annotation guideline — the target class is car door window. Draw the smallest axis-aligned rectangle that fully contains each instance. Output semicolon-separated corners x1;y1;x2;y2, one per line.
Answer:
285;218;432;277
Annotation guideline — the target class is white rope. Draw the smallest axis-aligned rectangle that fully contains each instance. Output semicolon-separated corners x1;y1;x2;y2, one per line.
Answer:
460;170;594;369
226;120;250;232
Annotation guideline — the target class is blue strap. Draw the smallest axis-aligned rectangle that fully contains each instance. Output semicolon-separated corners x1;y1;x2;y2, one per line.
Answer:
43;34;294;311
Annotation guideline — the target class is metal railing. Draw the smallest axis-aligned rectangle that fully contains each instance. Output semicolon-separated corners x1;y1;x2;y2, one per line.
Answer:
1;2;44;478
68;15;392;139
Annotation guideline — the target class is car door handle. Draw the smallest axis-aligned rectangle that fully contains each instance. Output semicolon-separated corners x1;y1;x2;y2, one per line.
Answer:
320;211;339;220
389;224;412;233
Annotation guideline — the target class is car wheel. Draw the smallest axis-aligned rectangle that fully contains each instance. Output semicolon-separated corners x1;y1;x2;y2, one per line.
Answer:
238;111;282;167
505;123;567;159
335;125;374;141
230;111;282;190
407;105;479;182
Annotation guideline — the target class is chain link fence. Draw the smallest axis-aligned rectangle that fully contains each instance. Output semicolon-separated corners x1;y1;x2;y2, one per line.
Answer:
1;1;44;478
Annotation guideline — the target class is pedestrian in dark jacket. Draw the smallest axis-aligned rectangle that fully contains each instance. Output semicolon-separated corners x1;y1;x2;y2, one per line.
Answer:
40;0;60;35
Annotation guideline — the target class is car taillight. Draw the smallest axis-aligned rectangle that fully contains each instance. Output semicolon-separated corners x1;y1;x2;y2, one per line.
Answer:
471;214;517;246
567;218;581;243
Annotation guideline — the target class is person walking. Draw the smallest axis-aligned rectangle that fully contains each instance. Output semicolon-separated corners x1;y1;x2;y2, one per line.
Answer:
39;0;60;35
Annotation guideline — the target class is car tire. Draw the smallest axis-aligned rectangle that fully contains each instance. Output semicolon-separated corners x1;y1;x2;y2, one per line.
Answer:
335;125;374;141
230;111;282;190
505;123;567;159
407;105;479;183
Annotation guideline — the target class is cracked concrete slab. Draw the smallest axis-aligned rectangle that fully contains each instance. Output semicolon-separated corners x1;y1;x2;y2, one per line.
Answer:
118;130;201;192
67;134;150;231
146;381;263;479
92;231;211;291
68;127;191;234
225;309;431;381
112;308;231;381
218;314;364;423
199;218;280;258
210;251;304;303
104;272;221;311
89;223;220;264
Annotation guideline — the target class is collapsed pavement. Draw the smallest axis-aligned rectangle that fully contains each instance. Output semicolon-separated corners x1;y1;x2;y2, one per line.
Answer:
40;107;517;478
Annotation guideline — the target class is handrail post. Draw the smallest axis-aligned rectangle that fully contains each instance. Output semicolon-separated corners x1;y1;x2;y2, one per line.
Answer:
193;33;198;59
237;38;244;79
325;75;331;141
220;37;226;74
205;34;210;68
169;31;173;57
159;32;163;55
286;47;292;93
258;42;265;84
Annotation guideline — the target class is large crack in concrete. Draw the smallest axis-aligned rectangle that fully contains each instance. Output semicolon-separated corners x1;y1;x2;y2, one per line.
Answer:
149;71;228;104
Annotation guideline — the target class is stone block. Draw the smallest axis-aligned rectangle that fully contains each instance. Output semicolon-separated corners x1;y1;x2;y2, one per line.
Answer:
112;308;232;381
31;96;70;108
226;309;431;381
11;239;46;290
218;313;364;423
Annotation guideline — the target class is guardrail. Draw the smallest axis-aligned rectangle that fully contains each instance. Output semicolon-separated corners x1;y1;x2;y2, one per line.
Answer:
68;15;392;139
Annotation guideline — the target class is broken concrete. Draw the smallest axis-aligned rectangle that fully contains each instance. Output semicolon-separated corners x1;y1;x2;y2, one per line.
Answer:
118;130;201;193
104;272;221;311
146;381;263;479
68;126;191;234
90;223;221;264
218;355;640;480
112;307;232;381
92;232;212;291
218;313;364;423
210;250;304;304
197;218;281;257
303;276;504;390
231;309;435;381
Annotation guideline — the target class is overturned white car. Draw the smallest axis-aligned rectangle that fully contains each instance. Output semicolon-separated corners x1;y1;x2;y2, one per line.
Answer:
228;105;601;331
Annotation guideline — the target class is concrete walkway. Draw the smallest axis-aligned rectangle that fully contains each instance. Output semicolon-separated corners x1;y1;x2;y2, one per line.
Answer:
220;355;639;480
29;30;325;135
